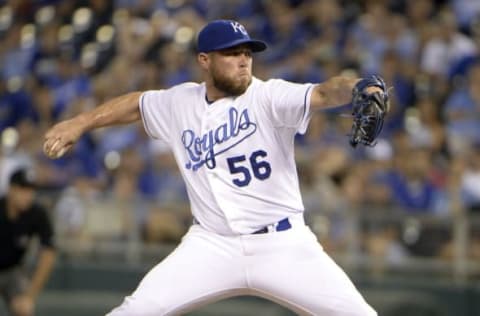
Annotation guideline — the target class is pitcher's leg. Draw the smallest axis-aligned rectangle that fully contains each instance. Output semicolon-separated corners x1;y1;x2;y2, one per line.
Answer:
107;226;246;316
247;228;376;316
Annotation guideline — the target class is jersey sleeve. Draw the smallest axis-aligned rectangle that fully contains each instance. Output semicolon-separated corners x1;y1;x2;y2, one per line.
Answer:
262;79;314;134
139;89;173;144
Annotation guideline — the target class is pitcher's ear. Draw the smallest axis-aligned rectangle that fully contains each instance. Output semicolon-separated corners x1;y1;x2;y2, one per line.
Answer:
197;53;209;69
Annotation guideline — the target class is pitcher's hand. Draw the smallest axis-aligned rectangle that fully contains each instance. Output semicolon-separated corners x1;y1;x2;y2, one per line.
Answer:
43;119;83;159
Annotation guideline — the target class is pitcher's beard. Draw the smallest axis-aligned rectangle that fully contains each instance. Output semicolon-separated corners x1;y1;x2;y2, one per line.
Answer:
212;72;251;96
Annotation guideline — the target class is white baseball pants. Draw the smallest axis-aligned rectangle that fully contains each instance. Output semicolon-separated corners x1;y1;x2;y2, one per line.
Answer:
106;217;376;316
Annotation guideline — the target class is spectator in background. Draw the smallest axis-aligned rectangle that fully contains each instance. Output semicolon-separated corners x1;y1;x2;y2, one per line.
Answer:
348;2;418;75
273;46;323;83
0;169;56;316
1;22;37;81
386;146;439;213
53;174;102;245
459;145;480;213
0;79;37;132
408;97;445;152
450;0;480;34
258;0;308;63
443;61;480;155
420;9;477;80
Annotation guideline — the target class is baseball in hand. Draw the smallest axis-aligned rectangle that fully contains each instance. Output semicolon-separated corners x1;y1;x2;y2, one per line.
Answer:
44;139;69;159
53;146;67;158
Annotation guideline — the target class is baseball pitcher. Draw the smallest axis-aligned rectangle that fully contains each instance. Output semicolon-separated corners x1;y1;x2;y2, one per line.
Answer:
43;20;388;316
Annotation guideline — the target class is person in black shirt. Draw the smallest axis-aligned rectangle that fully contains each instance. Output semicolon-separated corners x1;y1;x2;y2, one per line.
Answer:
0;169;56;316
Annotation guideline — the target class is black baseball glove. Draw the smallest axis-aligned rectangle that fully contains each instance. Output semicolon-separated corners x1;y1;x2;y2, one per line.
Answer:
349;75;390;147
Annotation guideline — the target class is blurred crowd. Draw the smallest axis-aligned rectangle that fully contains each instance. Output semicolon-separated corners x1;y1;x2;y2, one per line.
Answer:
1;0;480;271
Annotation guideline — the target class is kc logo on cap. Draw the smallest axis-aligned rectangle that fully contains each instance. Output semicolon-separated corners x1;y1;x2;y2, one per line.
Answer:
230;21;248;36
197;20;267;53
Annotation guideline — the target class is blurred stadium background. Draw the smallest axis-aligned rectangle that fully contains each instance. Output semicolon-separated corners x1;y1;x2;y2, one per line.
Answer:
1;0;480;315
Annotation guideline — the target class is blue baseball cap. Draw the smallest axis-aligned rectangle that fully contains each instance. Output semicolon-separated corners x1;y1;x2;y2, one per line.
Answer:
197;20;267;53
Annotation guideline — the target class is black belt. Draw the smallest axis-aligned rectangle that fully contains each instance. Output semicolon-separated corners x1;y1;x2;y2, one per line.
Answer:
192;217;292;234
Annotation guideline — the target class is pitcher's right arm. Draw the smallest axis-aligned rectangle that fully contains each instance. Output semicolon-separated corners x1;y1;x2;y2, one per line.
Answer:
43;91;142;159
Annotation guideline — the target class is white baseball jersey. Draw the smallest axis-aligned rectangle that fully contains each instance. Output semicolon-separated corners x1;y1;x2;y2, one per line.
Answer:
139;77;313;235
110;77;377;316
